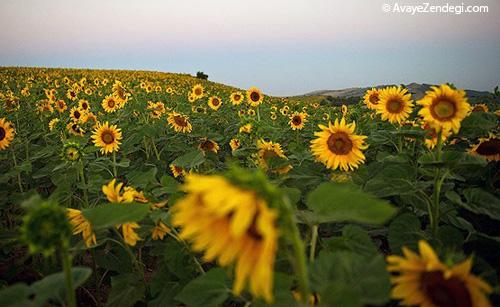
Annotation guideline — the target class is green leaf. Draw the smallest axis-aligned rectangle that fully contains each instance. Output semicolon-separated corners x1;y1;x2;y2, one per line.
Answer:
460;188;500;221
175;268;230;307
388;213;424;253
0;283;34;307
105;274;145;307
324;225;378;257
306;183;396;224
172;150;205;168
281;187;301;206
31;267;92;306
82;203;150;229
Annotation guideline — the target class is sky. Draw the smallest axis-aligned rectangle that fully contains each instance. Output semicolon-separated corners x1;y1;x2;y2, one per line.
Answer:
0;0;499;96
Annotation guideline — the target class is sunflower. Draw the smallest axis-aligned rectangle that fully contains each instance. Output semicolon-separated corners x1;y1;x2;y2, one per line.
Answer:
341;105;348;117
55;100;67;113
91;122;122;154
69;107;84;122
422;123;451;149
170;164;187;178
147;101;166;119
256;140;292;174
280;108;289;116
112;80;129;102
376;86;414;125
387;240;492;307
66;122;85;137
151;221;171;240
417;84;470;133
48;118;60;131
188;93;196;103
172;174;278;302
208;96;222;111
191;84;205;99
67;208;96;247
289;112;307;130
246;87;264;107
102;179;136;203
167;112;192;133
78;99;90;112
469;135;500;161
310;118;368;171
102;95;120;113
247;109;256;116
239;123;253;134
0;118;15;150
238;109;246;117
363;88;380;109
66;89;78;101
270;112;277;121
199;139;220;154
471;103;489;113
121;222;141;246
230;92;244;105
62;141;82;162
230;138;241;151
322;113;330;121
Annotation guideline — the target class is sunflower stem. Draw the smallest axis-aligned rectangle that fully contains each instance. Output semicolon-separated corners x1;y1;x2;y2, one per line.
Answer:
79;162;89;207
430;131;444;236
11;147;24;193
170;228;206;275
112;151;118;178
61;242;77;307
256;106;261;122
309;224;319;262
283;196;310;303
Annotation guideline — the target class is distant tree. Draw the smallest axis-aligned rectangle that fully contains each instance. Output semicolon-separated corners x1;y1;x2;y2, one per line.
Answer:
196;71;208;80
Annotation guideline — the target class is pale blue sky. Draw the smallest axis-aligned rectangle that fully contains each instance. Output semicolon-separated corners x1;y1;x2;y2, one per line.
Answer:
1;0;499;96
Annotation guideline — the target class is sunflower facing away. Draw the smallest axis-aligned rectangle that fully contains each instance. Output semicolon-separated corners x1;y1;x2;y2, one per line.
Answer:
246;87;264;107
0;118;15;150
167;112;192;133
199;139;220;154
172;174;278;302
376;86;414;125
256;140;293;174
230;92;244;105
418;84;471;134
91;122;122;154
387;240;492;307
208;96;222;111
289;112;308;130
469;135;500;161
310;118;368;171
363;88;380;110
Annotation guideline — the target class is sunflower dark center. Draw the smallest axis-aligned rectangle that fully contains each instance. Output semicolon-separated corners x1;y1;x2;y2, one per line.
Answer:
250;91;260;102
102;131;115;144
263;149;278;160
431;99;456;121
0;127;6;141
108;100;115;108
74;111;81;119
194;88;202;95
420;271;472;307
201;141;214;151
327;132;353;155
387;97;404;113
476;138;500;156
174;115;187;127
292;116;302;125
234;94;241;100
212;98;220;106
82;102;88;109
369;93;379;104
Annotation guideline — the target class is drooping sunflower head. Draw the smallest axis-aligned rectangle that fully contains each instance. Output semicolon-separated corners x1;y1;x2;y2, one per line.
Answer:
363;88;380;109
387;240;492;307
310;118;368;171
246;86;264;107
471;103;489;113
0;118;15;151
341;105;348;117
199;139;220;154
376;86;414;125
239;123;253;134
256;140;292;174
191;84;204;99
48;118;60;132
289;112;308;130
417;84;470;134
66;122;85;137
67;208;96;247
170;164;187;178
230;92;244;105
91;122;122;154
469;135;500;161
172;172;279;302
167;111;193;133
230;138;241;151
208;96;222;110
62;141;83;163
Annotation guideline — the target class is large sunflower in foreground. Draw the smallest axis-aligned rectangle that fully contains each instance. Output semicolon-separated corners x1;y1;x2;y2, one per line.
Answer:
0;118;15;150
469;135;500;161
289;112;308;130
310;118;368;171
256;140;292;174
167;112;192;133
91;122;122;154
208;96;222;111
172;174;278;302
246;87;264;107
375;86;414;124
418;84;471;133
363;88;380;110
387;240;492;307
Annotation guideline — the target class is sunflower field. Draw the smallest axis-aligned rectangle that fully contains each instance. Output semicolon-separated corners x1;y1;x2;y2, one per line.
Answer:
0;67;499;307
